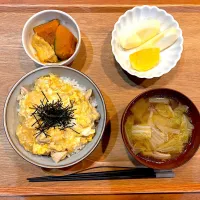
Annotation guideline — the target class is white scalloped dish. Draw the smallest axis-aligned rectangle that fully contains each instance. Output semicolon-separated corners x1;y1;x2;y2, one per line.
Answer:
111;6;183;79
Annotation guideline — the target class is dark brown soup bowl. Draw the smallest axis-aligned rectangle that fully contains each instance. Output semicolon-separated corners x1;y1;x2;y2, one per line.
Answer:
121;88;200;169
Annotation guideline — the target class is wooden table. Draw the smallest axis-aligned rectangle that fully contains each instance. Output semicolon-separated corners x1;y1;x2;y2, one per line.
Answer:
0;1;200;199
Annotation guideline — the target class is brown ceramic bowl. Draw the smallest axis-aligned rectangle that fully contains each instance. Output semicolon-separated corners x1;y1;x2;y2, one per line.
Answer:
121;88;200;169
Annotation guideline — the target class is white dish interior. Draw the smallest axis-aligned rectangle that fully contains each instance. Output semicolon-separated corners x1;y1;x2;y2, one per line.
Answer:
111;6;183;79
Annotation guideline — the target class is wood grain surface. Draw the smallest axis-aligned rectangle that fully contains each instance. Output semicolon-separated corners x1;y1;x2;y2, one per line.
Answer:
1;193;200;200
0;4;200;196
1;0;200;5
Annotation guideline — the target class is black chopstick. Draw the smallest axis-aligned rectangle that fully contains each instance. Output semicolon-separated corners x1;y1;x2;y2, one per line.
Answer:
28;175;156;182
28;171;156;182
29;168;151;179
28;168;154;181
28;168;174;182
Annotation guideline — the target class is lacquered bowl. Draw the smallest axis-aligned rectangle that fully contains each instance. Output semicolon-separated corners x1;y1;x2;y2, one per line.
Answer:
4;66;106;168
121;88;200;169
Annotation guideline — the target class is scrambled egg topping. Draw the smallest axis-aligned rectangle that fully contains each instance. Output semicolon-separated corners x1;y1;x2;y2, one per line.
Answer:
16;74;100;163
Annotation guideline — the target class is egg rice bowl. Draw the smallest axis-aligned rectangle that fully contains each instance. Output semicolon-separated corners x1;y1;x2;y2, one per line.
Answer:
16;74;100;163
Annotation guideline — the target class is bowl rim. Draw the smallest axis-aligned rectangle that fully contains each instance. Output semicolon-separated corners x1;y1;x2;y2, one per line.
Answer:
121;88;200;169
111;5;184;79
3;66;106;168
22;9;81;66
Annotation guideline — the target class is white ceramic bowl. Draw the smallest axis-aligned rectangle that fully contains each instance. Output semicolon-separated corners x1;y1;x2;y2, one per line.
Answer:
111;6;183;79
4;66;106;168
22;10;81;66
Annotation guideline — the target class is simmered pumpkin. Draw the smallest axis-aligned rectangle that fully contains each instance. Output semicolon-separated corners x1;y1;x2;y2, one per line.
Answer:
55;25;77;60
33;19;60;45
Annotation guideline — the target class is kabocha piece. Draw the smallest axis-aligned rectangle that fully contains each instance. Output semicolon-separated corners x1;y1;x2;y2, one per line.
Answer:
33;19;60;45
55;25;77;60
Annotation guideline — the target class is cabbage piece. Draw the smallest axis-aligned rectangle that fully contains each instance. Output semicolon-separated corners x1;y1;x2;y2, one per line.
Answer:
143;140;153;151
130;98;149;123
181;115;194;132
174;104;189;115
125;115;134;136
148;110;154;125
153;113;183;129
140;111;150;124
170;113;183;128
155;104;174;118
180;114;194;143
157;135;183;153
180;134;190;144
133;142;146;154
156;124;180;134
125;115;134;140
132;125;151;140
169;104;189;128
143;151;171;160
133;140;152;154
149;97;170;104
152;114;174;128
157;115;194;154
149;126;167;149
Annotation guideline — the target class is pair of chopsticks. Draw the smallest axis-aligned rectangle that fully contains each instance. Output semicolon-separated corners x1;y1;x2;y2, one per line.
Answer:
28;166;174;182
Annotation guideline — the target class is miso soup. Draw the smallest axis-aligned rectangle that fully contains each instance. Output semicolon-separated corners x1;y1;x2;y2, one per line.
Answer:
125;96;194;161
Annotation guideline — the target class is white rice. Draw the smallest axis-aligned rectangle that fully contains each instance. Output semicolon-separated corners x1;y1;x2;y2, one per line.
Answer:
61;77;98;107
61;77;87;93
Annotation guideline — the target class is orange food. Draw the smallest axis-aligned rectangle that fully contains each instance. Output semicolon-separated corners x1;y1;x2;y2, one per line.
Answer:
55;25;77;60
33;19;60;45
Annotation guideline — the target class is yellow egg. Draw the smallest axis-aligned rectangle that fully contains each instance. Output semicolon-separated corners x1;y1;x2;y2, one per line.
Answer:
32;143;50;155
17;73;99;162
129;48;160;72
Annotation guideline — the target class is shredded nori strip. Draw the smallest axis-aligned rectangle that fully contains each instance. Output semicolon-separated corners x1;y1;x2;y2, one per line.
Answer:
30;92;78;137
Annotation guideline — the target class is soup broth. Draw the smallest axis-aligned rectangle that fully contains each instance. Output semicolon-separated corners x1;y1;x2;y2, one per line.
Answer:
125;96;194;161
